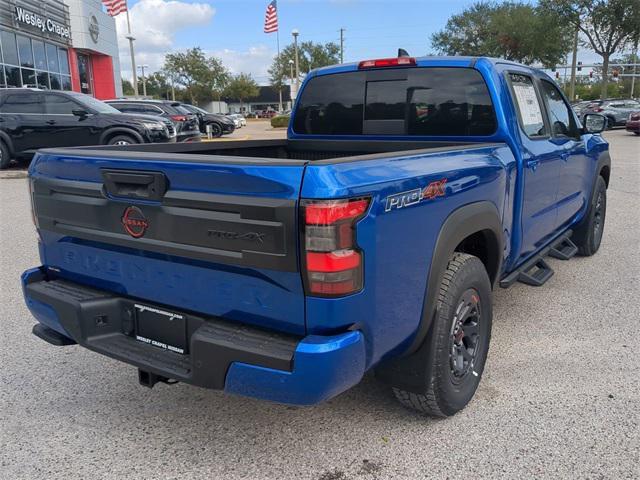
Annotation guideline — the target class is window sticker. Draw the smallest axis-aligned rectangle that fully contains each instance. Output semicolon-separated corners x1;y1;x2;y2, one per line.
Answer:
513;83;544;128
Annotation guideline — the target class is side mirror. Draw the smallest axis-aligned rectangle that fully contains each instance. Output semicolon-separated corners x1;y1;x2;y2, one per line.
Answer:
72;109;89;117
583;113;606;134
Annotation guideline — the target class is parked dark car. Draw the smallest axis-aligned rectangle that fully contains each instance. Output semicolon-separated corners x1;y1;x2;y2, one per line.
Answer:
105;99;201;142
179;104;235;137
581;99;640;128
571;100;596;118
626;111;640;135
0;89;175;169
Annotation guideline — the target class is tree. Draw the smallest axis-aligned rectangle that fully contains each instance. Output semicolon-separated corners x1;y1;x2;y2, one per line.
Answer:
163;47;230;104
137;72;171;99
223;73;260;111
121;78;134;96
268;41;340;91
431;2;572;67
539;0;640;99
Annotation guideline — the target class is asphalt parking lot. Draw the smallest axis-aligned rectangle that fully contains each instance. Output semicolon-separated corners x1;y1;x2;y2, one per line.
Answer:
0;130;638;479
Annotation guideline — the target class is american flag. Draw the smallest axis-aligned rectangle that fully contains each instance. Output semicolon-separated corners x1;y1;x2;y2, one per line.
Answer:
101;0;128;17
264;1;278;33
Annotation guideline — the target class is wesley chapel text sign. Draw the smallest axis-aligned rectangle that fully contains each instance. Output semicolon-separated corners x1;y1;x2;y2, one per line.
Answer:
15;6;71;39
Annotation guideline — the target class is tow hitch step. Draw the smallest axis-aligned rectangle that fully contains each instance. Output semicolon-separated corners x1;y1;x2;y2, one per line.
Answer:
138;369;178;388
549;237;578;260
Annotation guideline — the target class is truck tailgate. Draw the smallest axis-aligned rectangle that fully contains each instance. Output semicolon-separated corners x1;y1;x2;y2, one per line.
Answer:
29;152;307;335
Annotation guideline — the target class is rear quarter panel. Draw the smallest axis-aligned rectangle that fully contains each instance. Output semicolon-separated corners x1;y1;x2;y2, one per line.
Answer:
301;144;517;368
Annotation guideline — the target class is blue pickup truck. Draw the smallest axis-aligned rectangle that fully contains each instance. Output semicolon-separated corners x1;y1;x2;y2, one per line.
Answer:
22;56;610;417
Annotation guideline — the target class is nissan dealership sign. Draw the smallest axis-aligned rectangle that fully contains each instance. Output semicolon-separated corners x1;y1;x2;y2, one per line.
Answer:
15;6;71;39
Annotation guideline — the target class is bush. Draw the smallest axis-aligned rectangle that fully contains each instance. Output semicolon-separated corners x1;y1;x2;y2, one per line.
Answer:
270;115;290;128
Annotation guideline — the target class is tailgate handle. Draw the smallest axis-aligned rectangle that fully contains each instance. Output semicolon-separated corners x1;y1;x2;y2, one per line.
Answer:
102;169;167;201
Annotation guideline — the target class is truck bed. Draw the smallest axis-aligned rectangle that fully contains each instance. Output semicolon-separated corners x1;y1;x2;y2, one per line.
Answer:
42;139;498;165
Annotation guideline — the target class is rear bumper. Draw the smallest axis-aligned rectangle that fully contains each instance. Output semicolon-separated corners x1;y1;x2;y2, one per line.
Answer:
21;267;365;406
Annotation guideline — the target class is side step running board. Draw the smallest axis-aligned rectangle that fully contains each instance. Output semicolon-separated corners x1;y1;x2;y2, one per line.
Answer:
516;258;554;286
549;237;578;260
500;230;574;288
32;323;77;346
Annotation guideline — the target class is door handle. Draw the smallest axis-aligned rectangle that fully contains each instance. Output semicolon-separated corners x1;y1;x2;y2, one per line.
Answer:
526;159;540;171
46;120;56;125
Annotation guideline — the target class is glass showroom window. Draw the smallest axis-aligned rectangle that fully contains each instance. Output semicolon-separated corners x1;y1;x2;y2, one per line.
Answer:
0;30;71;90
17;35;34;69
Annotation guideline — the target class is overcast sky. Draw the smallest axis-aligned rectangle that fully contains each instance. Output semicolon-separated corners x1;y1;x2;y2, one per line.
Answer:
114;0;621;85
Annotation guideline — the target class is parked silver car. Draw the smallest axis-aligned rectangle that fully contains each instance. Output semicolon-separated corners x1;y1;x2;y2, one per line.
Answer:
581;99;640;128
230;114;247;127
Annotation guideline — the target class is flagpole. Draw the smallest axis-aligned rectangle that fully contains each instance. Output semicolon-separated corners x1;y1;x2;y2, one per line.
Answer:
125;9;139;96
277;29;282;112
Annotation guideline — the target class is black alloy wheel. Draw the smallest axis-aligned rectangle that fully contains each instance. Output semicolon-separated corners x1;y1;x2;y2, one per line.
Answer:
449;288;482;381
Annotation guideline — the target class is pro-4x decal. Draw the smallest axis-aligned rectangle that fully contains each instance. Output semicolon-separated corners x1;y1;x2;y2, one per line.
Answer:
385;179;447;212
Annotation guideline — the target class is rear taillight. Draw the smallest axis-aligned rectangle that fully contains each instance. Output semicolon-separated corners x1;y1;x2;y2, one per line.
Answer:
170;115;188;122
302;197;370;297
358;57;416;69
593;107;603;112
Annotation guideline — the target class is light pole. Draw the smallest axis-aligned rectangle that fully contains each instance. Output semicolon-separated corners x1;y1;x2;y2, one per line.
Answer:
137;65;148;97
124;9;138;97
292;29;300;97
288;59;294;103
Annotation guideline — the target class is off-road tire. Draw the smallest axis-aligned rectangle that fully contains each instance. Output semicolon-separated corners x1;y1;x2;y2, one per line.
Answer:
393;253;492;417
0;140;11;170
572;175;607;256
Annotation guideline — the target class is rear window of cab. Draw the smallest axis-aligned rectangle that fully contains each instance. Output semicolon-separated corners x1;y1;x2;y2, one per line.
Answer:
292;67;497;136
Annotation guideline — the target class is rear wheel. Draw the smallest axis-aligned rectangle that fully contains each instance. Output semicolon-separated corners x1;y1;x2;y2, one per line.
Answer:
606;116;616;129
0;140;10;170
393;253;492;417
106;134;138;146
572;175;607;256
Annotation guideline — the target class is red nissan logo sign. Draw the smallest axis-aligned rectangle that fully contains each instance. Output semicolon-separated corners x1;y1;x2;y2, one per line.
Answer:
121;206;149;238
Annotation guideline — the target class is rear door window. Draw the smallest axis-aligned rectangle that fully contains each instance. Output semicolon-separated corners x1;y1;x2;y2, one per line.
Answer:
139;105;164;115
293;67;496;136
0;93;44;114
44;94;80;114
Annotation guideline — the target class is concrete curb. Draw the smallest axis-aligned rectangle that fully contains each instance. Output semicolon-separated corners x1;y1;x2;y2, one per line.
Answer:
0;170;28;180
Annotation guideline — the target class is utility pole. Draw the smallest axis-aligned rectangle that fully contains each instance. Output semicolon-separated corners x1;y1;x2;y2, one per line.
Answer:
339;28;345;63
569;25;579;101
292;29;300;98
288;59;294;106
137;65;148;97
631;37;639;99
125;9;138;97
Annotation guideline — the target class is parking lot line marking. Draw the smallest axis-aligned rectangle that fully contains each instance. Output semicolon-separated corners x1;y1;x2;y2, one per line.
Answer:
202;135;250;142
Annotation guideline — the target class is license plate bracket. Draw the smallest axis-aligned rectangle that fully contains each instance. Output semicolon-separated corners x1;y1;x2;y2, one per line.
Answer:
134;303;188;355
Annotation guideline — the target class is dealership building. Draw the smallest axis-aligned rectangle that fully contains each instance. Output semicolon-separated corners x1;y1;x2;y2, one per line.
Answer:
0;0;122;98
